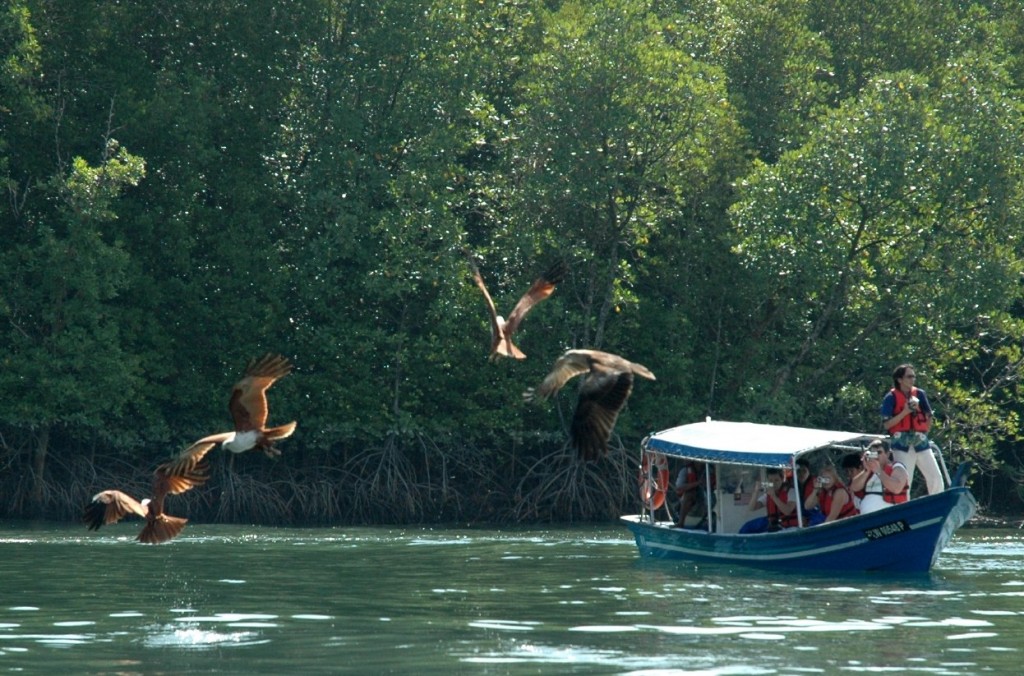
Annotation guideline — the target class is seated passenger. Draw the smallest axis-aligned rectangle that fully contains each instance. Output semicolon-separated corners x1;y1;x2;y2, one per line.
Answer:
841;452;865;512
739;468;796;533
804;462;858;523
848;440;908;514
796;458;824;526
672;460;715;529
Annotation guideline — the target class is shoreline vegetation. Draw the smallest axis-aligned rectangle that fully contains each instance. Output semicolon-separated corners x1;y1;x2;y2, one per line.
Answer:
1;442;643;527
2;447;1017;530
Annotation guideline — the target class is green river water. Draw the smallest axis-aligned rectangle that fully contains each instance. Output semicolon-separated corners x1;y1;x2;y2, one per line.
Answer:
1;523;1021;674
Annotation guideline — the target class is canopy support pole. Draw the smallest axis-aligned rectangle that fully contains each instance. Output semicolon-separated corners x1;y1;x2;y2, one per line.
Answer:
791;459;804;529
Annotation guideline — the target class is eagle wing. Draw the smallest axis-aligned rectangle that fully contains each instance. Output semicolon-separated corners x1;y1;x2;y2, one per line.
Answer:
154;432;233;496
465;254;502;340
570;369;635;461
83;489;148;531
504;260;567;337
229;354;292;431
526;349;594;401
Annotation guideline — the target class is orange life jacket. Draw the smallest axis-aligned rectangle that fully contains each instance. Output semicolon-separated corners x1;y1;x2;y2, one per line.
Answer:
888;387;931;433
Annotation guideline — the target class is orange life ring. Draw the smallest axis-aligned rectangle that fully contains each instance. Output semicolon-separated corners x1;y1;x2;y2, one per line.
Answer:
639;451;670;510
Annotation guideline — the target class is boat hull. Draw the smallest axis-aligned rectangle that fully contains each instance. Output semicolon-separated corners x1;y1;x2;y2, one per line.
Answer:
621;486;976;573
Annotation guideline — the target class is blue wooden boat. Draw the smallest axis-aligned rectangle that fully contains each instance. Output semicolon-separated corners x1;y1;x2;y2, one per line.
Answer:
621;420;976;572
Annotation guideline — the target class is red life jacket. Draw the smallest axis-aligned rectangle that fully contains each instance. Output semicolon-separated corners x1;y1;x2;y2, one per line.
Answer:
863;464;909;504
800;478;815;503
882;464;909;504
798;478;816;518
820;485;859;519
888;387;931;433
679;464;716;490
766;485;798;528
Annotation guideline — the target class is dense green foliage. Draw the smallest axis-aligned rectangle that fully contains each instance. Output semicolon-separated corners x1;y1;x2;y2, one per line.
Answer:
3;0;1024;524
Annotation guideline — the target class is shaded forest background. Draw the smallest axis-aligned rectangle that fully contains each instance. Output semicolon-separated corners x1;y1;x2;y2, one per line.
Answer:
3;0;1024;526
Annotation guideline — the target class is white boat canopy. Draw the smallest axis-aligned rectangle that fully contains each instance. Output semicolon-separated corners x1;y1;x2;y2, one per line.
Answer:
643;420;884;468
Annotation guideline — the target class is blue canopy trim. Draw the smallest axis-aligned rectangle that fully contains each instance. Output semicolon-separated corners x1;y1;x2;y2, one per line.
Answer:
643;420;883;468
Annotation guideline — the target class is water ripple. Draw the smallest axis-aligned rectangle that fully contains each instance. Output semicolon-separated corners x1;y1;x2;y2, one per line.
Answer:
141;625;268;649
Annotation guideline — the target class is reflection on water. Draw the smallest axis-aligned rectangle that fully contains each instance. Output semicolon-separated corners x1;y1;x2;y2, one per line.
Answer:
1;524;1022;673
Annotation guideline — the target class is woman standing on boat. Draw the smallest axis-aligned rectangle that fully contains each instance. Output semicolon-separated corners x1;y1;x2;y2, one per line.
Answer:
880;364;944;495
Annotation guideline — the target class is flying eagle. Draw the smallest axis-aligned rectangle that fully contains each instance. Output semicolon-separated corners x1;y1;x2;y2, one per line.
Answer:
466;254;567;361
216;353;297;457
82;436;220;544
524;349;656;461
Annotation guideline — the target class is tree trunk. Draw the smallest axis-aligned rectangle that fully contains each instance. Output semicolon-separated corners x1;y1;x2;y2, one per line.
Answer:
31;425;50;516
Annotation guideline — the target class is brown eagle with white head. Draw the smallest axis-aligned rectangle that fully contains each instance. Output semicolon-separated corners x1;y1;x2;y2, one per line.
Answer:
204;353;297;458
524;349;655;461
466;253;567;361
